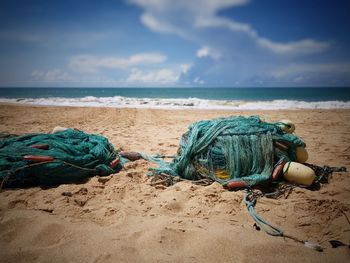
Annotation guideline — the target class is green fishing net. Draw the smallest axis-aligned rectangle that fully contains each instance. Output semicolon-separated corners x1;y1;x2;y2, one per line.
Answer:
147;116;305;186
0;129;125;187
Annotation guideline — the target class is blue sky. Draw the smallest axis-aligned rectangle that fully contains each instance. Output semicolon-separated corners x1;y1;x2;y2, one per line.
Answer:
0;0;349;87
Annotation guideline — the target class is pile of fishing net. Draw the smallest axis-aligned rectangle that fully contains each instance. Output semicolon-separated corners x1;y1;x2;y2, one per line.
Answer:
147;115;308;188
0;129;125;187
145;115;348;249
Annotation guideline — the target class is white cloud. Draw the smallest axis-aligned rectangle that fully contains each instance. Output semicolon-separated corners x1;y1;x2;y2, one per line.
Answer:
196;46;221;59
257;38;331;55
193;76;205;84
271;62;350;78
129;0;249;14
30;50;191;86
130;0;248;40
128;53;166;64
195;16;331;55
31;69;70;82
140;13;188;38
31;66;185;86
69;52;167;73
197;46;209;58
180;63;191;74
126;68;180;84
129;0;331;55
30;68;128;86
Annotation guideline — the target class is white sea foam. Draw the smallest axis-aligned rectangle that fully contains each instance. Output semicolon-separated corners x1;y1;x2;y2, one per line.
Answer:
0;96;349;110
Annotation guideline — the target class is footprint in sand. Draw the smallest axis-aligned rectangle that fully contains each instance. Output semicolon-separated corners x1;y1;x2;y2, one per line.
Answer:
93;254;112;263
157;227;188;248
7;199;28;209
0;217;32;243
93;247;140;263
164;201;183;212
32;223;65;247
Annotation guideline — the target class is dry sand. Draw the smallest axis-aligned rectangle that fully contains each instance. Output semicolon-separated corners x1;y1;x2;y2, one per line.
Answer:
0;104;349;262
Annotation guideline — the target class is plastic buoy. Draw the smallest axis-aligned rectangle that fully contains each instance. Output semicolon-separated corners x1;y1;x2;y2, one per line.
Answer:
109;158;120;169
120;151;142;161
278;120;295;133
296;147;308;163
226;180;248;190
24;155;54;163
283;162;315;186
272;161;286;180
51;126;69;134
30;144;49;150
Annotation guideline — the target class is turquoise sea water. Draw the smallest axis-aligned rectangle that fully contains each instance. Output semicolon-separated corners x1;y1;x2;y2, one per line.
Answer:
0;87;349;101
0;87;349;109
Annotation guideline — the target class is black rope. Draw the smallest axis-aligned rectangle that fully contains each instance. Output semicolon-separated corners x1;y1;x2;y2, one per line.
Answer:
305;163;347;184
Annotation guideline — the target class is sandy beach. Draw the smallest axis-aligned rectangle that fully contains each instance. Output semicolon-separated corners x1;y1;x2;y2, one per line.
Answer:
0;104;349;262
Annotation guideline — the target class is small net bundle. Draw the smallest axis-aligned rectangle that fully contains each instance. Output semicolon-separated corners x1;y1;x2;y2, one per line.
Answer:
148;116;305;187
0;129;124;187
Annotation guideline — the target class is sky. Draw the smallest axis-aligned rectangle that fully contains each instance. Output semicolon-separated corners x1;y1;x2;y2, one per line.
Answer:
0;0;350;87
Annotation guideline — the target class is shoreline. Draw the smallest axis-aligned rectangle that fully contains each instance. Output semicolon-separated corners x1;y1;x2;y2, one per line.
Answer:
1;101;350;111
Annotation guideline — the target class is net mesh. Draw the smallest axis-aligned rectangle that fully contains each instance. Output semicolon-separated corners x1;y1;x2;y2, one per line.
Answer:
147;116;305;186
0;129;125;187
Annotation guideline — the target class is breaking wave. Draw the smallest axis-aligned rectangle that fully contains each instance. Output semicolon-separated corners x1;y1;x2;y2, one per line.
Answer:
0;96;349;110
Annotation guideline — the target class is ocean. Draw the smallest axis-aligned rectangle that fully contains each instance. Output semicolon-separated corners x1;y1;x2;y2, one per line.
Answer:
0;87;349;110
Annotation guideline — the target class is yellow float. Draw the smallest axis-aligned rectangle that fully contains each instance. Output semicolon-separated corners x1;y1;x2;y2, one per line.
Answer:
296;146;308;163
283;161;315;186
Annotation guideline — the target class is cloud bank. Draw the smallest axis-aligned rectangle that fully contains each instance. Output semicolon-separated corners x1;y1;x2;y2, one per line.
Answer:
126;0;349;86
6;0;348;87
130;0;331;55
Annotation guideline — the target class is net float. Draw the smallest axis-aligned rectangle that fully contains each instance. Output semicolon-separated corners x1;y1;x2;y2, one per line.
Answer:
109;158;120;169
30;144;49;150
283;161;316;186
24;155;54;162
51;126;69;134
296;147;308;163
225;180;248;190
120;151;142;161
272;161;286;180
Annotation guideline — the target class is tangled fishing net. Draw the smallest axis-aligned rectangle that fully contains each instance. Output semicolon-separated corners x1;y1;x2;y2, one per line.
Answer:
0;129;124;187
147;115;306;187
